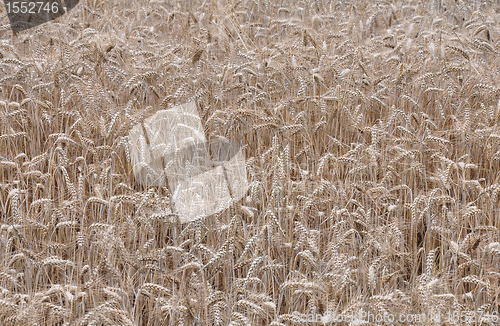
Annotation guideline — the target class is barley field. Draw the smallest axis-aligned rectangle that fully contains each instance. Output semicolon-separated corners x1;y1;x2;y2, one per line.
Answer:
0;0;499;325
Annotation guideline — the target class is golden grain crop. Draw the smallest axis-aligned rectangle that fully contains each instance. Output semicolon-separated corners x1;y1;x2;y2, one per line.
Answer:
0;0;499;325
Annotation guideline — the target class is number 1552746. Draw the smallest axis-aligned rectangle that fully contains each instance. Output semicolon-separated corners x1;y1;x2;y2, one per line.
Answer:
5;1;59;14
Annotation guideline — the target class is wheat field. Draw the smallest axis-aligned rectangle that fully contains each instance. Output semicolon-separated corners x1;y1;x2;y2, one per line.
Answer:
0;0;499;325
